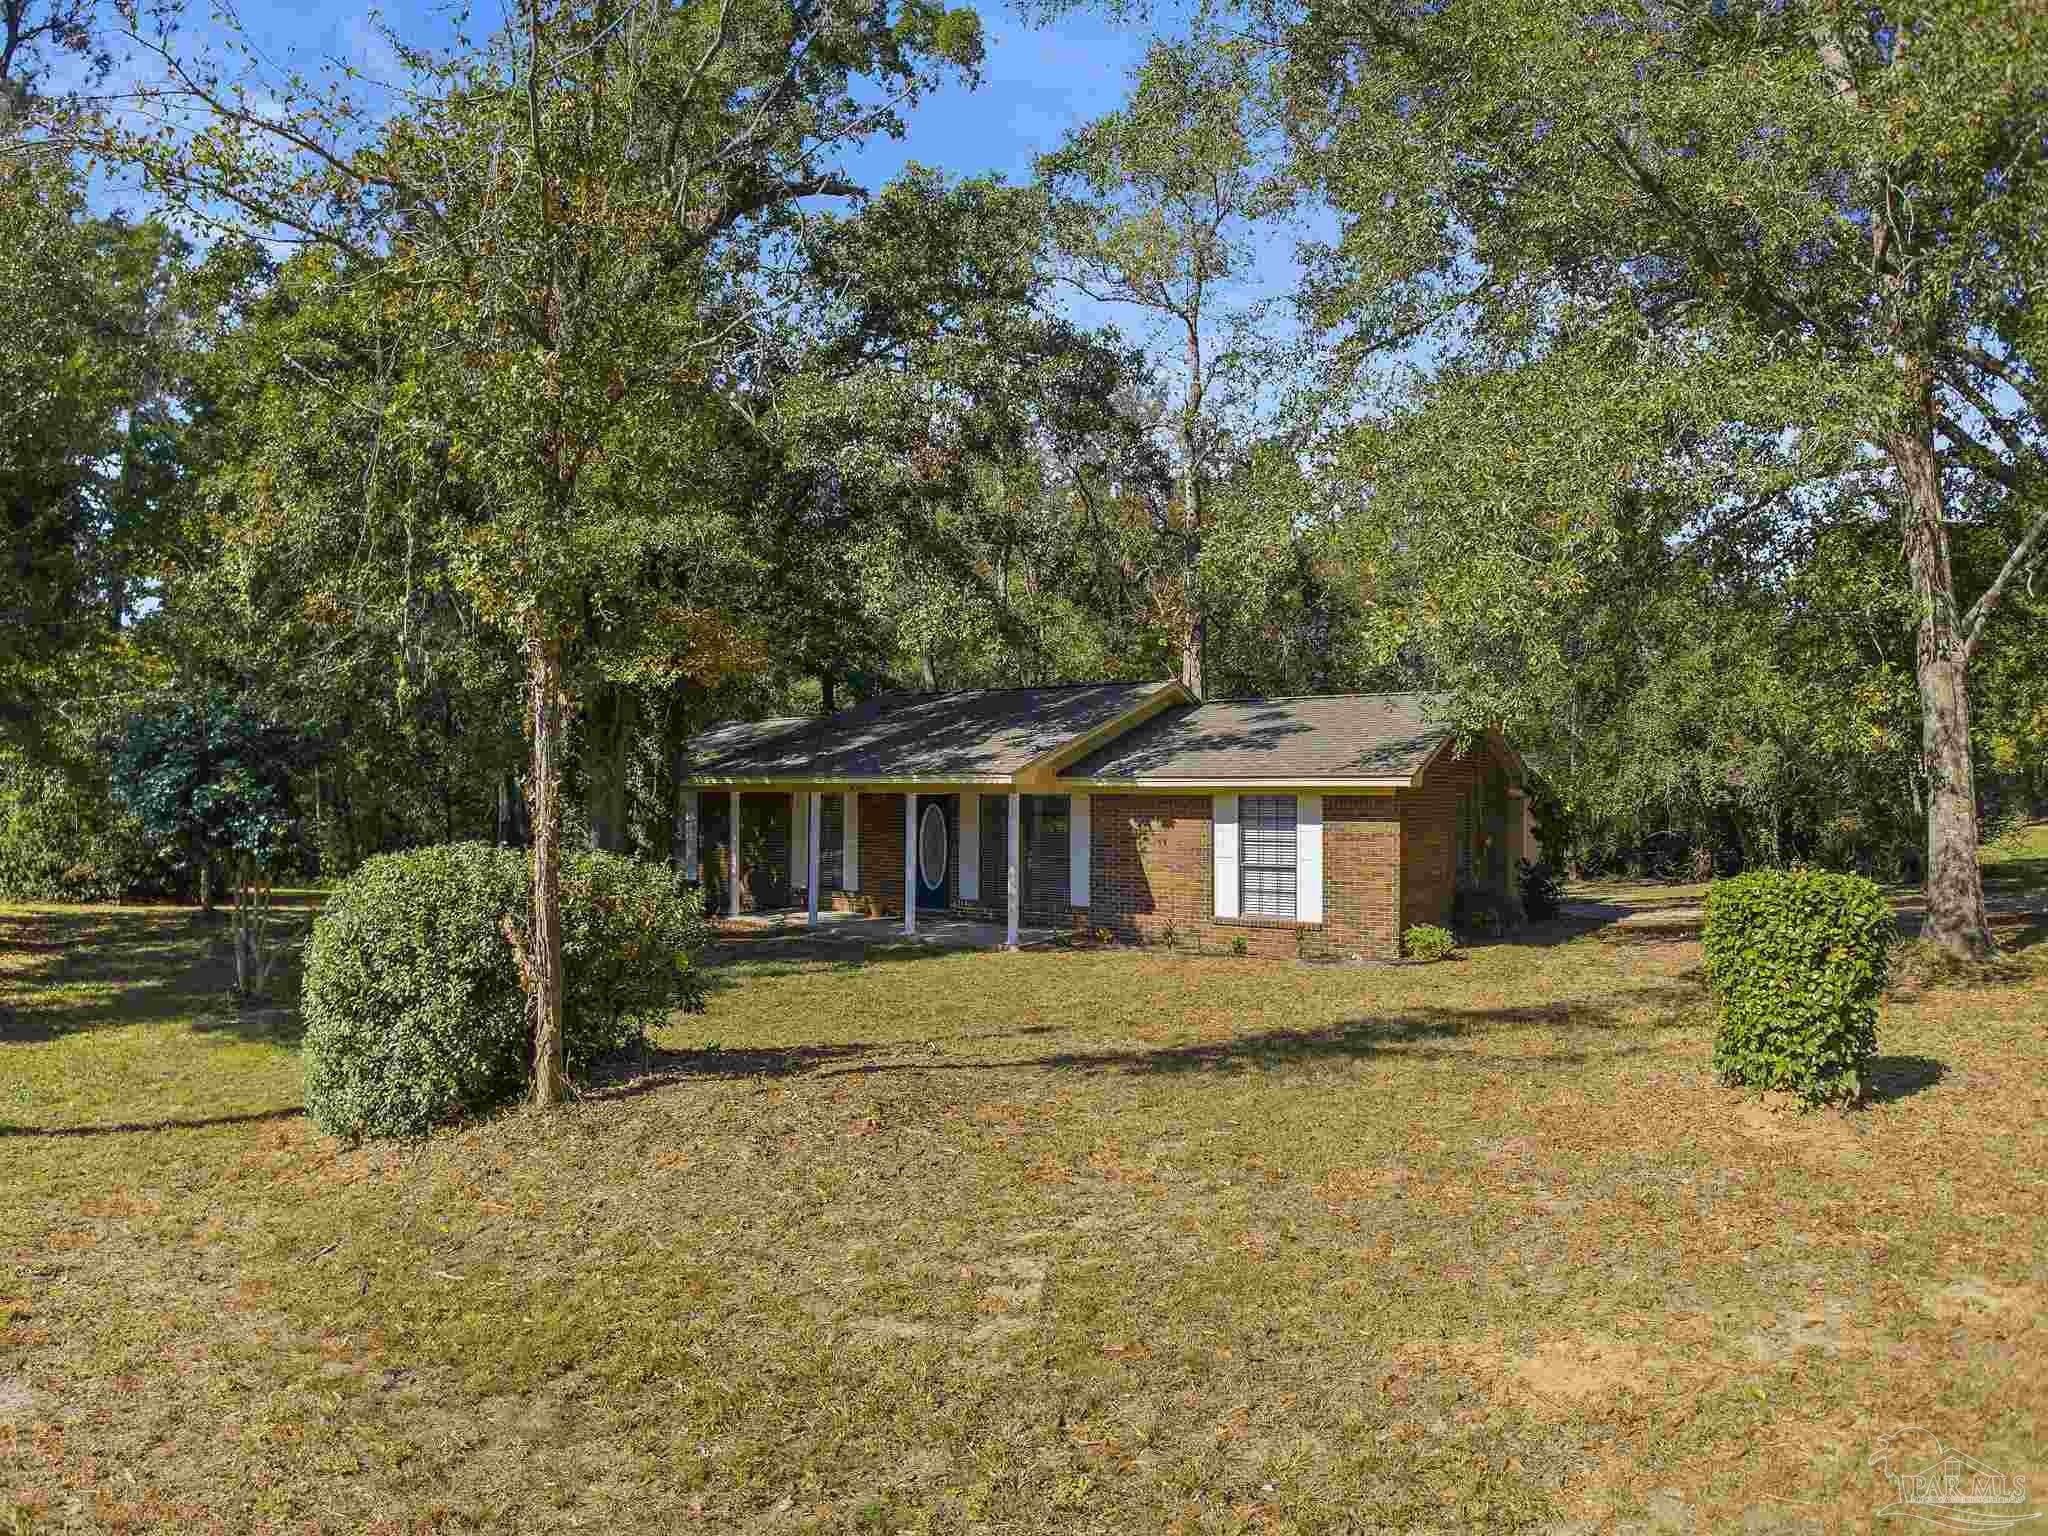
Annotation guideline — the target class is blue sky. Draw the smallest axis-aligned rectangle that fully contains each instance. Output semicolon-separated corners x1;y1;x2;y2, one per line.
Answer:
160;0;1158;190
71;0;1322;409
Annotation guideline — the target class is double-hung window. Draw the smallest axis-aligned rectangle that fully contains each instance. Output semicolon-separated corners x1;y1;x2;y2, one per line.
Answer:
1239;794;1299;919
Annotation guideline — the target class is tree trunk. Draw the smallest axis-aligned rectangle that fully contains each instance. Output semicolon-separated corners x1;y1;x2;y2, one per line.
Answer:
656;701;691;869
1890;416;1995;958
525;619;568;1106
584;684;634;853
1178;401;1206;698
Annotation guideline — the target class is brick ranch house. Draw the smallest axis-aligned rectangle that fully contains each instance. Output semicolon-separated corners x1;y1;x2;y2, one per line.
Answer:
677;681;1528;961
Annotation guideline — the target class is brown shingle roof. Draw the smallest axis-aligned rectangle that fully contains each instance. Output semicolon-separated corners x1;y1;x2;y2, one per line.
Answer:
688;681;1177;783
688;716;813;764
1058;693;1453;783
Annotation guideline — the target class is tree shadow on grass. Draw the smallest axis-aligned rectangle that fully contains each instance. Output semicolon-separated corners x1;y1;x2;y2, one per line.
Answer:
598;982;1705;1099
0;1105;304;1139
2;907;242;1041
1864;1055;1947;1104
1;905;322;1046
1460;912;1712;952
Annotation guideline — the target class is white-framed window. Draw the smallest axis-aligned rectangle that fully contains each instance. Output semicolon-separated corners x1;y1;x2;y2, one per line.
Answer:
1239;794;1299;919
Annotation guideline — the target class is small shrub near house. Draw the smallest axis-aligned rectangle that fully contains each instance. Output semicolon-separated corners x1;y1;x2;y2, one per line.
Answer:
1517;858;1563;921
303;843;710;1140
1451;888;1507;937
1703;869;1891;1107
1404;924;1455;962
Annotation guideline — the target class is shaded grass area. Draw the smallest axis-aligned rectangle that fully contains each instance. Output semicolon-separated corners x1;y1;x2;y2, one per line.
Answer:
1568;818;2048;911
3;900;2044;1533
1984;818;2048;898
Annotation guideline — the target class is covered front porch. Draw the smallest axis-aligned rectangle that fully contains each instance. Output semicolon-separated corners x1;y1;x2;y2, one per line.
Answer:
688;785;1078;950
677;681;1188;947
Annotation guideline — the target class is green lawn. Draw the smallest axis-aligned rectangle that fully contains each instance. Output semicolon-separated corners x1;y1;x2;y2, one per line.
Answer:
1567;817;2048;909
3;889;2044;1534
1985;817;2048;899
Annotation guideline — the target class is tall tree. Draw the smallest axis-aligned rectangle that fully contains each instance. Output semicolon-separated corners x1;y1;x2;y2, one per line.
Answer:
118;0;983;1101
1040;29;1296;697
1270;0;2048;955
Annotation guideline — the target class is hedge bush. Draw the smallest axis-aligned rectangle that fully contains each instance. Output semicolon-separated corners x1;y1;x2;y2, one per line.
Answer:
0;760;170;903
302;843;711;1139
1702;869;1891;1107
1517;858;1563;921
1404;923;1455;961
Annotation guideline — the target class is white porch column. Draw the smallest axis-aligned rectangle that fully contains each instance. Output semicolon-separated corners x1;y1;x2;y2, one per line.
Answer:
682;790;700;879
903;791;918;935
727;790;741;920
959;791;981;902
1005;789;1021;949
806;791;822;927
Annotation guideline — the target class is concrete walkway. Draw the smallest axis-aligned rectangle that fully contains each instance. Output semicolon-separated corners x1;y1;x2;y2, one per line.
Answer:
712;908;1061;952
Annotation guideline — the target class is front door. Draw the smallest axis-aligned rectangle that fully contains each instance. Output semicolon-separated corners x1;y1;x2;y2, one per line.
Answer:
917;796;953;909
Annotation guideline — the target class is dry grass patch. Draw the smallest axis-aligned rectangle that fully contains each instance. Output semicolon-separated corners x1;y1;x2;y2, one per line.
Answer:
3;895;2044;1534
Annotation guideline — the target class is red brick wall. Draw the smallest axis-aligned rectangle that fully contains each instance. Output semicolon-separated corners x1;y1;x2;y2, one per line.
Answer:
1322;795;1402;960
1399;746;1515;934
1089;794;1215;941
859;792;906;916
1401;758;1461;935
1085;793;1404;961
854;794;973;916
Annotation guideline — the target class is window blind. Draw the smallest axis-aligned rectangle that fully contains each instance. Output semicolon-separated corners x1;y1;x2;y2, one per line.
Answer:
1239;794;1298;919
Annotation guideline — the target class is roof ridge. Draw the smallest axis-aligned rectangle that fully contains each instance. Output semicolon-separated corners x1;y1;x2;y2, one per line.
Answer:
868;679;1169;699
1198;690;1446;705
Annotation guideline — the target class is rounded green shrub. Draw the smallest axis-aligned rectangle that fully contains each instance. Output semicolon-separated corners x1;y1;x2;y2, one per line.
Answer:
303;843;711;1139
1703;869;1891;1107
1404;923;1455;961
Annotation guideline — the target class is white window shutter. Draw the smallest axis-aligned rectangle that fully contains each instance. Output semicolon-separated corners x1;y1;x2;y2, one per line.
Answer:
843;792;860;892
1069;793;1090;906
682;790;700;879
1298;794;1324;923
1213;793;1239;918
959;792;981;901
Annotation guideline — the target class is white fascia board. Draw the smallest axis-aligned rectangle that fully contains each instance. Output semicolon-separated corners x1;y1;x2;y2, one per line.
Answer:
1058;777;1412;791
680;774;1020;789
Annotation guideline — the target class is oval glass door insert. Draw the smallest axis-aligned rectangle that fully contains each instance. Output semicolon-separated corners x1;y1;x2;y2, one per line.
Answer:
919;803;948;891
